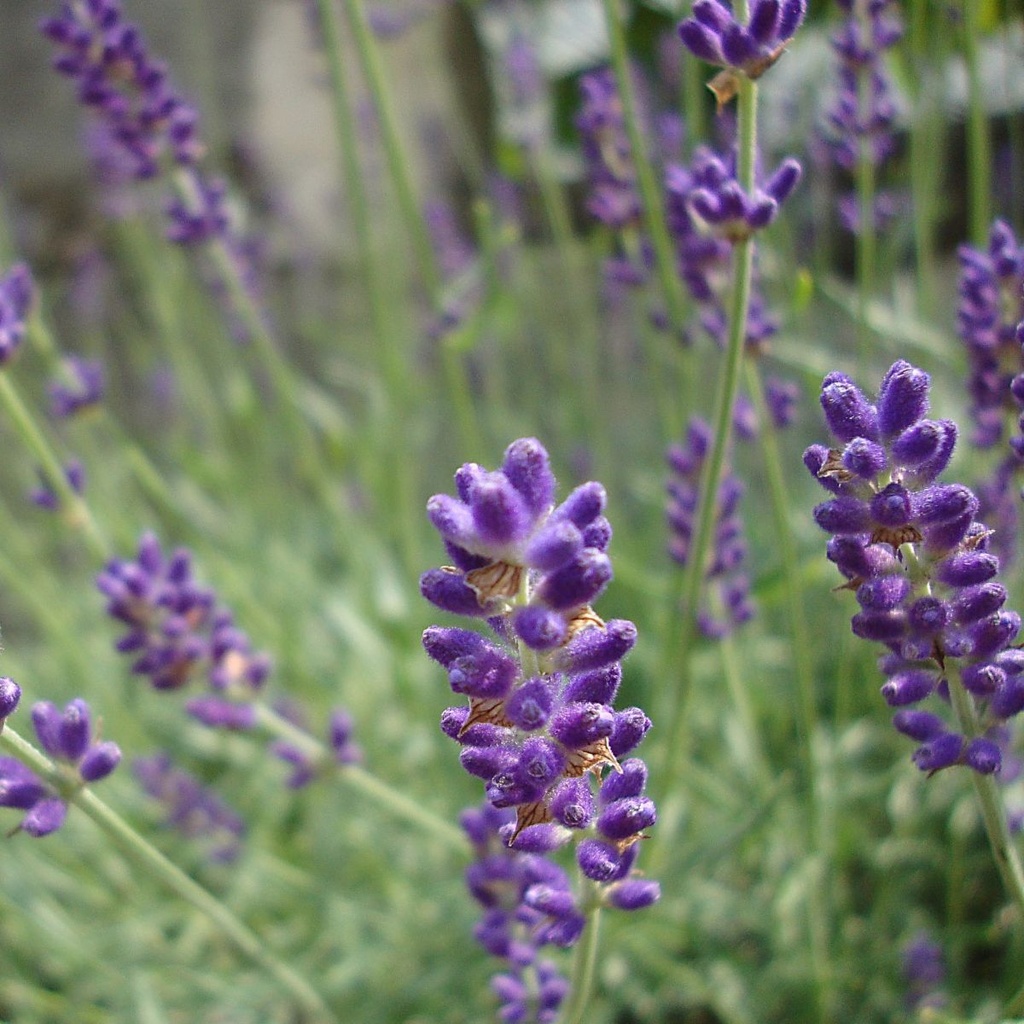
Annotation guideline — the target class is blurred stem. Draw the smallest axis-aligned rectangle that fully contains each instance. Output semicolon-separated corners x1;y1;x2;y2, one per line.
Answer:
0;726;339;1024
338;0;441;294
657;74;757;789
441;340;481;456
600;0;688;335
855;143;877;377
719;631;769;781
947;671;1024;1014
682;52;707;152
559;898;602;1024
962;0;992;246
0;371;108;561
251;703;469;854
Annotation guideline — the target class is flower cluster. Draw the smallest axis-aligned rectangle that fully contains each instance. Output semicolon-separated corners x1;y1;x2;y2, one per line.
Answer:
576;68;642;233
40;0;203;178
97;532;272;699
0;263;35;366
422;438;659;1017
821;0;903;233
667;416;754;638
134;753;246;863
678;0;808;81
98;531;359;787
0;690;121;838
806;360;1023;775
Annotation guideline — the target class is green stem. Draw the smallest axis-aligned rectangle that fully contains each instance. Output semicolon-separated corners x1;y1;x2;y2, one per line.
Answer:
251;703;469;855
655;74;758;796
0;726;338;1024
855;139;877;377
599;0;688;335
0;372;108;560
338;0;441;294
962;0;992;246
558;899;602;1024
947;671;1024;920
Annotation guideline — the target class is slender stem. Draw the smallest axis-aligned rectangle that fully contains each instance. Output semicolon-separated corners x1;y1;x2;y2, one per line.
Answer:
947;670;1024;919
656;74;758;796
855;139;877;377
599;0;688;335
251;703;469;854
0;726;338;1024
0;372;108;560
558;899;602;1024
962;0;992;246
338;0;441;294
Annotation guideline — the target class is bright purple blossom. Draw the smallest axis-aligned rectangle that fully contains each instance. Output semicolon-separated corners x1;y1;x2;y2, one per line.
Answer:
807;361;1024;775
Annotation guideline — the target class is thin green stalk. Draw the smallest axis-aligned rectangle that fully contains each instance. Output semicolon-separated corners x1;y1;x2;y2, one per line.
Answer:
946;671;1024;920
600;0;688;335
558;899;602;1024
855;140;877;376
0;372;108;560
0;726;338;1024
719;631;770;781
655;74;758;797
251;703;469;855
337;0;441;294
962;0;992;246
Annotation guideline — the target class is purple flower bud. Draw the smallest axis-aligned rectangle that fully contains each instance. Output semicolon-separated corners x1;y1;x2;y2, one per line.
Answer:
577;837;637;882
906;597;951;635
512;605;568;650
79;741;122;782
501;437;555;516
881;670;936;706
607;879;661;911
460;745;518;781
877;360;930;438
21;797;68;837
505;677;556;732
969;611;1020;657
549;702;615;748
912;485;978;527
551;482;606;530
421;626;488;668
419;568;490;617
534;549;613;610
892;709;946;741
912;732;964;773
814;497;873;534
852;610;906;643
556;619;637;672
524;521;582;572
964;737;1001;774
504;822;571;853
870;483;912;526
953;583;1007;625
610;707;652;756
961;662;1004;696
935;551;999;587
597;796;657;840
992;678;1024;719
31;701;66;759
856;574;910;611
549;777;595;828
891;420;949;468
560;664;622;706
448;648;518;699
820;373;878;442
0;758;47;809
58;699;92;762
0;677;20;720
514;737;566;790
599;757;648;802
844;438;888;479
470;473;532;547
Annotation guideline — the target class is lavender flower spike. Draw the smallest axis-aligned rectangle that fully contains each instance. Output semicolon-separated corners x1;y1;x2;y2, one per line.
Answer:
807;360;1024;776
424;437;657;1018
